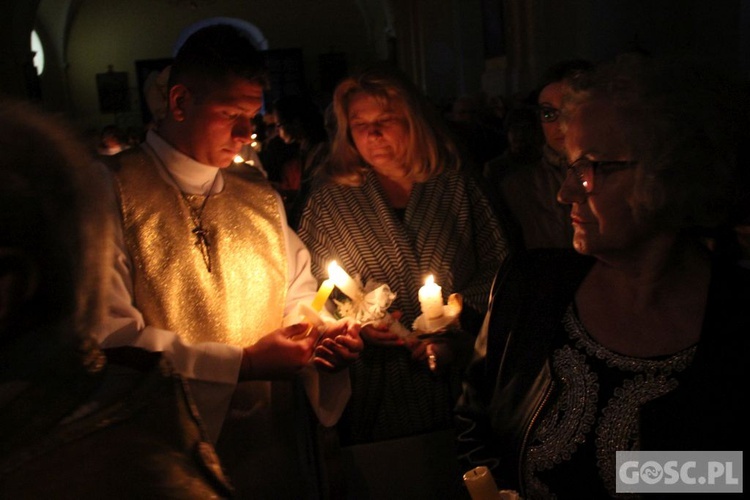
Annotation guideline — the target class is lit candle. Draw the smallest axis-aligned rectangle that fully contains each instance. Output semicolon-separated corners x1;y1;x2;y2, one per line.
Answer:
328;261;362;300
463;466;499;500
498;490;520;500
311;278;334;312
419;274;444;320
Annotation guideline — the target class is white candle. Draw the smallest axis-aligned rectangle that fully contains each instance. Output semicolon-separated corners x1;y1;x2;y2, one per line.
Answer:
328;261;362;300
498;490;520;500
463;466;499;500
418;274;444;320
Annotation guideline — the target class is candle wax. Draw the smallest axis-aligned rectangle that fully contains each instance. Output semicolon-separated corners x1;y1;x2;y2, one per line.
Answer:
311;278;334;311
328;261;362;299
463;466;499;500
419;274;444;320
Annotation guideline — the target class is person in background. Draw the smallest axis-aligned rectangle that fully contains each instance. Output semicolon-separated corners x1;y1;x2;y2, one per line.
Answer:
482;105;545;249
97;25;362;499
229;115;270;183
484;94;509;141
486;59;593;251
97;124;130;156
0;99;232;498
446;93;506;181
456;54;749;499
297;64;508;499
257;107;300;197
143;65;171;130
272;94;330;229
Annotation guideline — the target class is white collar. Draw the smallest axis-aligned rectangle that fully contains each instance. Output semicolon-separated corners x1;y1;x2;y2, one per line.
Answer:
145;129;223;195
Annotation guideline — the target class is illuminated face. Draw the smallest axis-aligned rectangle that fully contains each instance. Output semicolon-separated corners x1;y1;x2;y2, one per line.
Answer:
538;81;565;155
347;92;410;178
170;74;264;168
557;98;648;258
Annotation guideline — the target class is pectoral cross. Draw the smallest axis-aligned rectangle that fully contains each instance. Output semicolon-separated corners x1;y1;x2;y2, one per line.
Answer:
192;225;212;273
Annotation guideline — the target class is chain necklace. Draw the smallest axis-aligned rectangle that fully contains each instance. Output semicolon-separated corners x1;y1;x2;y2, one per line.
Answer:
147;144;219;273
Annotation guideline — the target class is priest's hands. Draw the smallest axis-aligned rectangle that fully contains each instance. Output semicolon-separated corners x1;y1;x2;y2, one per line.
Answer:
238;320;363;380
239;323;317;380
312;318;363;373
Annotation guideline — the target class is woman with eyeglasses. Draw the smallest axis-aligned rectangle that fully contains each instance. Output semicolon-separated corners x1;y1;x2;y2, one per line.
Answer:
456;54;749;499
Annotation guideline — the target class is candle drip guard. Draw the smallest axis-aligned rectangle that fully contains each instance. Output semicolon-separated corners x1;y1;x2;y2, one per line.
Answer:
412;293;463;337
334;279;394;322
330;278;411;337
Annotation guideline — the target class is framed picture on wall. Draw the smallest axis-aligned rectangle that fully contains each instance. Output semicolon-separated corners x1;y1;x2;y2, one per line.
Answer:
96;68;130;114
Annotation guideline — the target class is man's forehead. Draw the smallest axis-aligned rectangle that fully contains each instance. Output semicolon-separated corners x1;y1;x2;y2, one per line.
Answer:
223;76;263;94
207;80;264;108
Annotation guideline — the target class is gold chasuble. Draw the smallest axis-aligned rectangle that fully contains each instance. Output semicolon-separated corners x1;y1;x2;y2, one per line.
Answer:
112;147;286;344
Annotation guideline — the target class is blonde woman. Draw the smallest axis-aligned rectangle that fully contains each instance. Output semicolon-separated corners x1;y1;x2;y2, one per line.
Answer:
297;64;508;499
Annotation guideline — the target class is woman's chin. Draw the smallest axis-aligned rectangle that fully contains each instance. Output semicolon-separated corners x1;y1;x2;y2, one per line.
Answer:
572;236;591;255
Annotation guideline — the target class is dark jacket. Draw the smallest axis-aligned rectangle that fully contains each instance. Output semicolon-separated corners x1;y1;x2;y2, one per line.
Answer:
1;345;233;499
455;248;748;496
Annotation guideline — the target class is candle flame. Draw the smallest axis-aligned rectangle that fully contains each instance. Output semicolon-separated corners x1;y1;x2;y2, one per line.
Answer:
425;274;435;286
327;260;361;299
233;155;245;163
328;261;344;281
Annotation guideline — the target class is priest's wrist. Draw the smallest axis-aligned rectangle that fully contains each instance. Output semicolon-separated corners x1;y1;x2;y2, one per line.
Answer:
239;347;255;381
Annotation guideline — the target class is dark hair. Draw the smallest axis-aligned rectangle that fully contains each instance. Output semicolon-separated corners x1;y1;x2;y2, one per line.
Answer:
273;95;328;145
168;24;269;97
531;59;594;104
540;59;594;89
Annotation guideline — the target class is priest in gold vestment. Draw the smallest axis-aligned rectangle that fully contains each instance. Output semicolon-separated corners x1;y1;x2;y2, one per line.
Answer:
95;25;362;499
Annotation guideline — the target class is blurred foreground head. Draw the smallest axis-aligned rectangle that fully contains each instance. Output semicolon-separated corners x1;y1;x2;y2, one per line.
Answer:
0;100;113;363
562;54;750;232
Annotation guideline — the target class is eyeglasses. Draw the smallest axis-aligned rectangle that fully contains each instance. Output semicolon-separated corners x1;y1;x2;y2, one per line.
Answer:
566;157;638;193
539;106;560;123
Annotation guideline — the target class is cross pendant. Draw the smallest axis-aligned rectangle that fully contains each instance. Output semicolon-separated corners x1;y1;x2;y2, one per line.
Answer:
192;225;212;272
